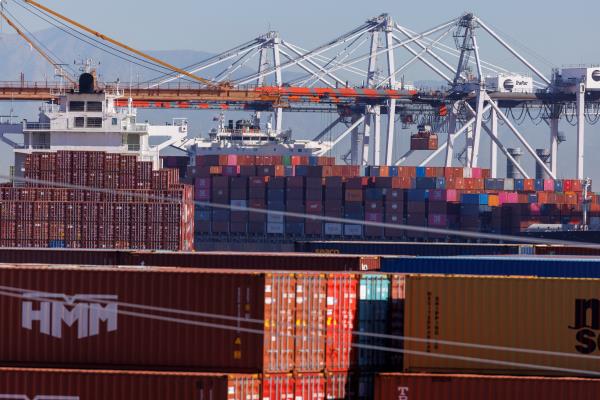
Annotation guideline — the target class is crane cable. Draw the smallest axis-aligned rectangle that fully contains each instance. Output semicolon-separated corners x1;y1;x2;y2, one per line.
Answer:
21;0;218;88
11;0;198;84
0;6;76;84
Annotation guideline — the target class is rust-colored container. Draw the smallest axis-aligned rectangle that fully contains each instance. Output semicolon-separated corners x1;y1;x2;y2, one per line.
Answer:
404;274;600;375
294;273;327;372
374;373;600;400
0;248;380;272
0;264;295;373
0;367;260;400
262;373;295;400
326;273;358;372
294;373;326;400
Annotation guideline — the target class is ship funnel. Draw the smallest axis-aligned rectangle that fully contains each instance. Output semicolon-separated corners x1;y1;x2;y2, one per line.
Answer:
79;73;95;94
506;148;523;179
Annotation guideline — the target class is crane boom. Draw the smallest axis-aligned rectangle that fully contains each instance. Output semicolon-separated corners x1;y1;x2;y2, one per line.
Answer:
0;8;76;84
22;0;218;88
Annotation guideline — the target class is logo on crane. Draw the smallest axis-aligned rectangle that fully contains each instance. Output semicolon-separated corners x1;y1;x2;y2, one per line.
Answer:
21;292;118;339
592;70;600;82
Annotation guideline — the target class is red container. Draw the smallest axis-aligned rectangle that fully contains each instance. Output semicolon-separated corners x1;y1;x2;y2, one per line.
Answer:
326;371;356;400
374;373;600;400
294;373;326;400
262;373;295;399
326;274;358;372
0;265;295;372
0;368;261;400
294;273;327;372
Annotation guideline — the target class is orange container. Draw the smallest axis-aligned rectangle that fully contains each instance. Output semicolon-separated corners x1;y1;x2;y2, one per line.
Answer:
345;189;363;202
275;165;285;177
487;194;500;207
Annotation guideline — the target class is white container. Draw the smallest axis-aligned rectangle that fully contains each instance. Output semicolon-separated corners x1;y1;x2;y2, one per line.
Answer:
266;222;285;234
503;178;515;191
343;224;363;236
324;223;342;236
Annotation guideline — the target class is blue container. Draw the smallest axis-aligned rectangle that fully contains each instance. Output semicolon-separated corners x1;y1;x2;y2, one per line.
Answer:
48;240;66;248
367;166;380;177
267;201;285;211
555;180;564;193
435;177;446;189
528;194;538;203
380;256;600;278
415;177;436;190
514;179;525;191
407;189;428;201
284;166;294;177
267;189;285;202
366;188;385;201
294;165;308;177
212;210;230;221
358;274;390;369
535;179;545;191
461;193;488;205
308;156;319;166
389;166;399;177
416;167;426;177
460;204;489;216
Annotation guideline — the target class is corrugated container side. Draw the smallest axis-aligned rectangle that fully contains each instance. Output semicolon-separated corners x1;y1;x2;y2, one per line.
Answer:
0;265;297;373
294;373;326;400
380;256;600;278
0;368;261;400
404;274;600;375
357;274;390;370
374;373;600;400
294;273;327;372
326;274;358;372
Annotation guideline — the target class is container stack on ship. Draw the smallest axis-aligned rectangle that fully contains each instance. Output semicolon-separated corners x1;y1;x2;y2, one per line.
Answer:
0;72;194;251
179;152;598;250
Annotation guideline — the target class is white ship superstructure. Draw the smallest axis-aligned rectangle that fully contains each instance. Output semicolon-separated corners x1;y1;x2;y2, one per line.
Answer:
184;113;330;157
1;73;189;177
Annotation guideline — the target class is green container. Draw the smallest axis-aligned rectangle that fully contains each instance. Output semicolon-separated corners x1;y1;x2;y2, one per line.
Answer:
358;274;390;370
282;155;291;166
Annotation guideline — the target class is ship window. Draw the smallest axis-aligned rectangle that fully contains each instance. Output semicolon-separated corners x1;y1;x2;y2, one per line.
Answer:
86;101;103;112
74;117;85;127
112;118;118;126
86;117;103;128
69;101;85;112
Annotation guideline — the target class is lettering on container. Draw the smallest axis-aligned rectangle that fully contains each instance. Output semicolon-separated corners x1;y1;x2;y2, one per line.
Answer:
21;292;118;339
396;386;409;400
569;298;600;354
0;396;80;400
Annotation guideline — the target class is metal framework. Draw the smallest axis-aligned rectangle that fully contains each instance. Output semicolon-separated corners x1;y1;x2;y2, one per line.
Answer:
1;3;600;179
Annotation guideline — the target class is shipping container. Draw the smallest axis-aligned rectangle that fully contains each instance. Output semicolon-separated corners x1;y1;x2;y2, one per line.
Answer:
357;274;390;370
380;255;600;278
0;367;261;400
374;373;600;400
0;250;380;271
294;273;327;372
295;241;524;256
403;274;600;375
326;273;358;372
0;265;295;372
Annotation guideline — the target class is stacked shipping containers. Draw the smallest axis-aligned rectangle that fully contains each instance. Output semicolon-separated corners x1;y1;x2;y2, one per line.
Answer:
0;151;194;250
4;259;600;396
189;156;595;246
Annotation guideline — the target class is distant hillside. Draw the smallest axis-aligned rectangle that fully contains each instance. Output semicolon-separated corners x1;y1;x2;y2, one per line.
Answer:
0;27;229;83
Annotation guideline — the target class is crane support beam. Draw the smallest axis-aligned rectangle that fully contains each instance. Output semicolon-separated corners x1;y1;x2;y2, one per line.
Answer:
23;0;217;87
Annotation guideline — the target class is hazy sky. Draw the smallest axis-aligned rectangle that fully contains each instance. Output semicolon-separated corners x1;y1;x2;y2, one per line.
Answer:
10;0;599;66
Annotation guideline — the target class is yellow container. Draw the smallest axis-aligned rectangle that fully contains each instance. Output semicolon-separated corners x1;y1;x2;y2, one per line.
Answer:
404;274;600;376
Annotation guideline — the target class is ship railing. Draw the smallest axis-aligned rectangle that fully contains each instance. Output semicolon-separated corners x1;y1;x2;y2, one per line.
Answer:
24;122;51;130
127;144;140;151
